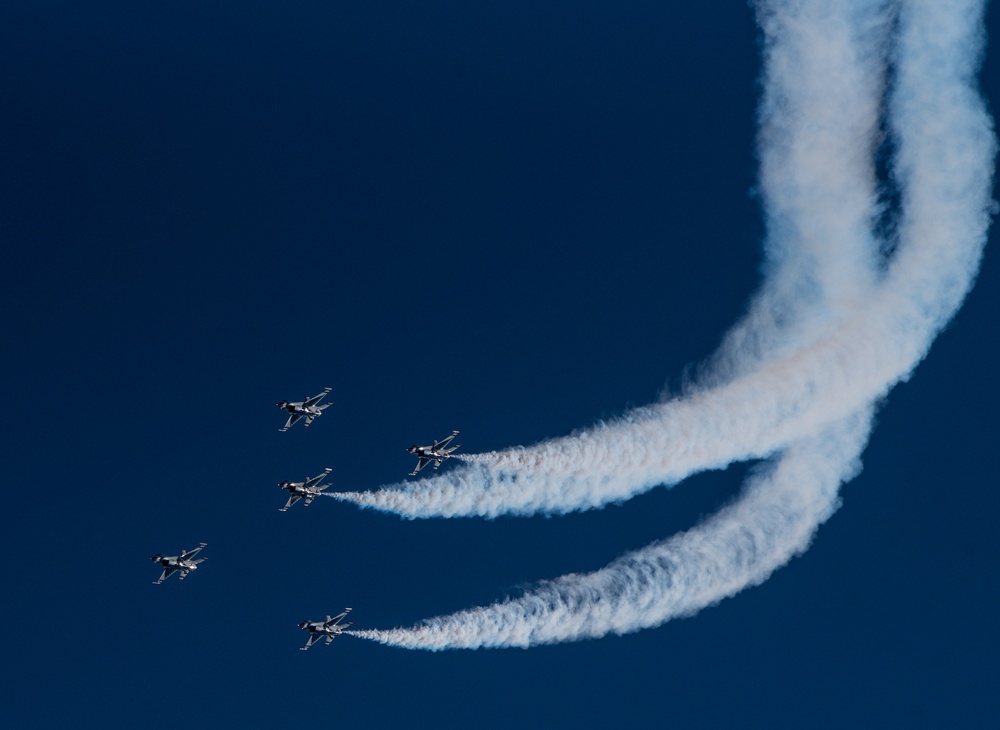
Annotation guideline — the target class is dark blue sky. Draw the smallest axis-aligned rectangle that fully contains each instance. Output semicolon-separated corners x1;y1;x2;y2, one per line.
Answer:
2;2;998;727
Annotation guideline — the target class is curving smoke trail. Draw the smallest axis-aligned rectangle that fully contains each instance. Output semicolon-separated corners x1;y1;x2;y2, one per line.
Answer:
331;1;897;520
340;0;995;649
331;0;993;522
350;409;873;649
701;0;891;384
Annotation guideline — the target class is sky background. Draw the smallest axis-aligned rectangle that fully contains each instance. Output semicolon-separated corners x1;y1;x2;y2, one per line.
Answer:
2;2;998;728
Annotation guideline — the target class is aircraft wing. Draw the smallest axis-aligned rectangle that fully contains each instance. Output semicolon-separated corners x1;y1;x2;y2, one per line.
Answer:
435;432;458;450
301;632;323;651
155;566;177;584
281;413;303;432
179;545;204;560
280;494;302;512
305;468;332;488
304;388;331;408
410;456;431;475
328;610;351;626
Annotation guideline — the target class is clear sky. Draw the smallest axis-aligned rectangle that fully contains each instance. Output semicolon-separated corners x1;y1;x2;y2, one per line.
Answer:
2;2;998;727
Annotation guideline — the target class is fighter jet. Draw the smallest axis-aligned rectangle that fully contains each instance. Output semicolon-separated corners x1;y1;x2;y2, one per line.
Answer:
407;430;461;475
279;467;332;512
298;608;353;650
151;543;207;584
277;387;332;431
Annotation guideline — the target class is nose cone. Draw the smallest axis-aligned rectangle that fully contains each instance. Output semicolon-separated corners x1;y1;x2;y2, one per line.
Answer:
277;401;288;408
407;446;416;453
151;555;161;562
298;622;307;629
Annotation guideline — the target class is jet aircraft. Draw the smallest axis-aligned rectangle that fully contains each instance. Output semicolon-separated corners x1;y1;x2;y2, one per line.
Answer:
151;543;207;584
407;430;461;475
298;608;353;650
279;467;332;511
277;387;332;431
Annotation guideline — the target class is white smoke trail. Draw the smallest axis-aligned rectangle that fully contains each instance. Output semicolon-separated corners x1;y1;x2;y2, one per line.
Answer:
331;1;894;520
349;408;873;649
881;0;995;327
331;0;993;522
342;0;994;648
702;0;891;385
328;288;944;519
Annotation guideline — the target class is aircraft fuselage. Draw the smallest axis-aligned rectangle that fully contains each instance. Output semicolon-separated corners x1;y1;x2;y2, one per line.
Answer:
159;559;196;571
285;405;320;416
412;447;447;458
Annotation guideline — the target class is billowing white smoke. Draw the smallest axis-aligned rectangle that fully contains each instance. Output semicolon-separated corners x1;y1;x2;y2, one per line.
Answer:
338;0;995;649
351;409;873;649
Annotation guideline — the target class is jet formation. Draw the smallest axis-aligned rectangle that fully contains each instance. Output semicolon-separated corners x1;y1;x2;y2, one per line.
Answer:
154;385;467;649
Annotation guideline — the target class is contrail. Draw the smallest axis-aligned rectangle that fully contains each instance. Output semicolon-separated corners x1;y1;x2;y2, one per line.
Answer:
332;2;897;519
342;0;994;648
702;0;891;385
330;0;992;522
328;282;955;520
349;409;873;649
